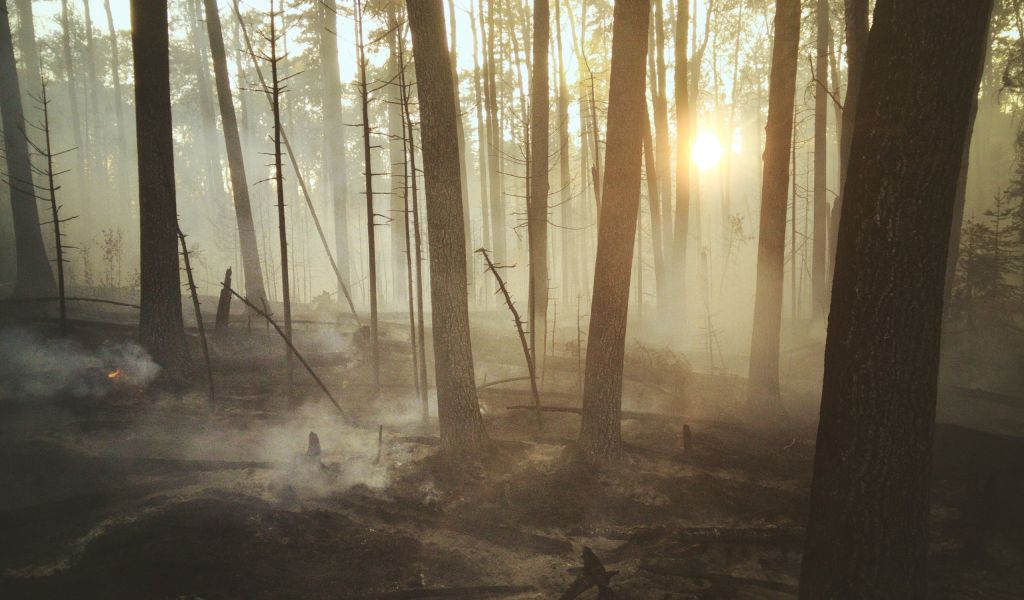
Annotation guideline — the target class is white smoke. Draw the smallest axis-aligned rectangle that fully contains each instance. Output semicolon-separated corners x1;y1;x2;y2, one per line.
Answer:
0;327;160;400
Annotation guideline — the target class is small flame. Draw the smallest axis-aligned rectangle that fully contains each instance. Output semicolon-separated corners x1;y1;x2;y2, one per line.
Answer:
107;368;121;380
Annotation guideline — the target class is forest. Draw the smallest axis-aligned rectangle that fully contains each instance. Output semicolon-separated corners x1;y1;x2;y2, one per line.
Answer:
1;0;1022;597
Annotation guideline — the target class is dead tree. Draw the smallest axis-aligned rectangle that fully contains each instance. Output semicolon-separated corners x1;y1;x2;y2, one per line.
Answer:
478;248;542;430
746;0;800;413
202;0;269;311
177;227;215;403
1;1;55;299
407;0;490;458
577;0;650;463
799;1;994;597
223;282;349;421
395;25;424;418
355;0;381;391
252;2;295;387
4;83;74;332
231;0;360;323
131;0;188;373
398;30;430;417
215;267;232;334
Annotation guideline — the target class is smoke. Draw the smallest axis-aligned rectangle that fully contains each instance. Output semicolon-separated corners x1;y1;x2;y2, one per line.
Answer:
0;327;160;400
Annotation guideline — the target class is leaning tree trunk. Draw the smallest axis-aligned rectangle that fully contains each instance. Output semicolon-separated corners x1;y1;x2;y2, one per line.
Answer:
528;0;551;363
745;0;800;413
202;0;268;310
131;0;187;372
2;0;55;299
577;0;650;464
406;0;490;459
799;1;993;597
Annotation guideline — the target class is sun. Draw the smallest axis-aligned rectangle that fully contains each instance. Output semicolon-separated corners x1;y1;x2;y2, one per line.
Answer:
692;131;724;171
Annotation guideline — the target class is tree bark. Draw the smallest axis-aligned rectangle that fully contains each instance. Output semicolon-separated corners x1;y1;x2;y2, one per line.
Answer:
799;1;994;597
407;0;490;459
202;0;268;311
2;0;55;298
131;0;187;372
577;0;649;464
555;0;572;304
529;0;550;366
388;3;409;306
745;0;800;413
447;0;474;296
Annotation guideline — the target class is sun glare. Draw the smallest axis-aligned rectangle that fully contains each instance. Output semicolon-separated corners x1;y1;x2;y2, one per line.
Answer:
692;132;724;171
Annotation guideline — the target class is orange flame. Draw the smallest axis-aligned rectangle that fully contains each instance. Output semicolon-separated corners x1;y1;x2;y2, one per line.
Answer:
107;369;122;380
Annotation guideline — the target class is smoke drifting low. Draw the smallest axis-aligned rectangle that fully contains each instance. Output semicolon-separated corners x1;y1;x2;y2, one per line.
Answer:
0;327;160;400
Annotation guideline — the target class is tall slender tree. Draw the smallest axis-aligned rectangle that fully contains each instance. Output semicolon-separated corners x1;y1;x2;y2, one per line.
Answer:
671;0;690;327
745;0;800;413
202;0;268;310
577;0;650;463
387;2;409;306
2;0;54;299
528;0;551;360
13;0;41;110
102;0;126;154
131;0;187;371
407;0;490;458
799;1;994;596
811;0;829;318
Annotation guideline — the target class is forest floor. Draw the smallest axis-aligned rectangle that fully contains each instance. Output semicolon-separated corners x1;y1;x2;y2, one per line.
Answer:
2;305;1023;599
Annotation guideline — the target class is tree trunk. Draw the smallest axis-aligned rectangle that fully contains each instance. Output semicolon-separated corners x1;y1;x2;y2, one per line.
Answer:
2;0;55;298
187;0;226;200
447;0;474;296
470;0;490;270
811;0;829;319
407;0;490;459
388;4;409;306
799;1;993;597
652;0;671;272
318;0;350;298
102;0;126;153
60;0;87;188
826;0;868;288
555;0;572;304
745;0;800;413
483;0;506;264
529;0;550;367
202;0;268;310
577;0;649;464
13;0;41;110
671;0;690;327
131;0;187;372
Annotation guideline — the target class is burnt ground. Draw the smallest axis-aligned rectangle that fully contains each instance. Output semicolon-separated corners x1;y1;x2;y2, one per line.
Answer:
2;310;1023;599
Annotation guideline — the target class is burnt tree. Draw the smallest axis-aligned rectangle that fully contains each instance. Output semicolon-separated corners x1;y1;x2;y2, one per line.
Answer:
131;0;187;371
577;0;649;463
799;0;994;597
407;0;490;458
528;0;551;361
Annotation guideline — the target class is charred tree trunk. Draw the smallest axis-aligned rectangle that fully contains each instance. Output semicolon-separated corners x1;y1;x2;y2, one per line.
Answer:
470;0;490;264
577;0;649;464
131;0;187;372
643;107;665;309
555;0;572;304
528;0;551;367
652;0;671;271
355;0;380;389
811;0;829;319
60;0;86;180
202;0;268;310
407;0;490;459
482;0;506;264
388;4;409;306
745;0;800;413
799;1;993;597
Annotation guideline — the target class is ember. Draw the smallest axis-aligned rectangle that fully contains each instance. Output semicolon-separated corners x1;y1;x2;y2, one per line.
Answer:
107;369;122;381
